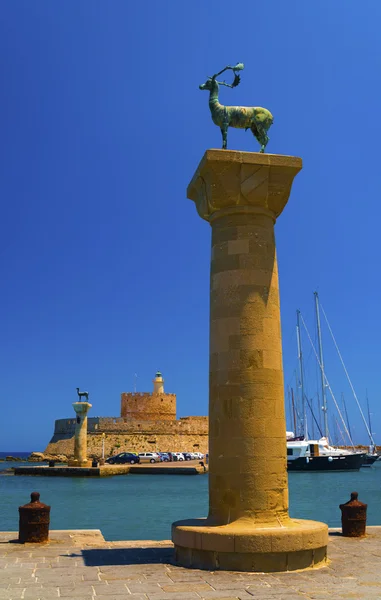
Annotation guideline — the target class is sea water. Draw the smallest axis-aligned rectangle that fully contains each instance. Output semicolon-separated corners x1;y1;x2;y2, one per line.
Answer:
1;457;381;541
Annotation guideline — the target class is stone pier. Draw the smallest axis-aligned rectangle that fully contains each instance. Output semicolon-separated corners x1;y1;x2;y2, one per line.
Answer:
68;401;92;467
172;150;328;571
1;528;381;598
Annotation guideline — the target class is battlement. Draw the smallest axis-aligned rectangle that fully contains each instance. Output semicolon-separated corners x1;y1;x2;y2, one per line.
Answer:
51;415;208;438
120;391;176;421
180;416;208;421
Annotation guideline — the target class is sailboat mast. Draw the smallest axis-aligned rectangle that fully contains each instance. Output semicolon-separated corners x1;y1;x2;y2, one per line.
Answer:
287;386;291;431
291;387;297;435
296;310;308;440
366;389;371;431
314;291;329;439
342;393;352;440
366;389;375;449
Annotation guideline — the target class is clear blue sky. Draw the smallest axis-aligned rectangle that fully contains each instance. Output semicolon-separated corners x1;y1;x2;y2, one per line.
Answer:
1;1;380;451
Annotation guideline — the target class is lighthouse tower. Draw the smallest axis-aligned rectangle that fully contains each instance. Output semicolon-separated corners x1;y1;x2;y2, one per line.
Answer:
120;370;176;420
153;371;164;394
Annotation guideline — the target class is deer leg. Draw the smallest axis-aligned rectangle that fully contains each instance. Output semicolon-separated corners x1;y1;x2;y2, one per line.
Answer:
261;135;269;153
221;126;228;150
259;132;269;153
251;124;268;153
222;108;230;149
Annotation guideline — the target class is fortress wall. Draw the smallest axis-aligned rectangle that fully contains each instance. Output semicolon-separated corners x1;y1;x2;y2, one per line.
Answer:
45;415;208;457
54;418;77;434
95;417;208;434
120;392;177;421
50;416;208;436
45;430;208;457
52;417;101;435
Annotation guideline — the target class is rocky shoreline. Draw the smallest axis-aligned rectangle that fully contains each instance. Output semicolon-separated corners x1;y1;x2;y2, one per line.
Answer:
0;452;69;463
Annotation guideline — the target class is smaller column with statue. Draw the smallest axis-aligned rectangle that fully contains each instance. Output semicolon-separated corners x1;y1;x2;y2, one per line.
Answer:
68;388;92;467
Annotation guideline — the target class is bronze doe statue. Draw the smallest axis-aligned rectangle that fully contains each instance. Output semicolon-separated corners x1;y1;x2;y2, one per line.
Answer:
76;387;89;401
199;63;273;152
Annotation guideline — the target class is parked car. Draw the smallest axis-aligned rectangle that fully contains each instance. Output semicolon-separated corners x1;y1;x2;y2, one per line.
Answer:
193;452;204;459
106;452;140;465
138;452;160;464
172;452;185;461
183;452;193;461
158;452;170;462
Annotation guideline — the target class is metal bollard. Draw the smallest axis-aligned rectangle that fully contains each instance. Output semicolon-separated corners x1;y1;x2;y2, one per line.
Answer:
19;492;50;543
339;492;367;537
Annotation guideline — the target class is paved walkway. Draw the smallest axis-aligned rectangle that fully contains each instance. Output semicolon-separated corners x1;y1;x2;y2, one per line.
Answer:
1;528;381;599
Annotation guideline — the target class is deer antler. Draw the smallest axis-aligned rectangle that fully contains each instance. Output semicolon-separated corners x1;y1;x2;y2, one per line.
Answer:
211;63;244;87
218;74;241;88
212;62;244;78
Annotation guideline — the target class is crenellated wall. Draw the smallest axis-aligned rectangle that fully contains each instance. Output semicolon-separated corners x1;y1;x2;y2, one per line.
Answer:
120;392;177;421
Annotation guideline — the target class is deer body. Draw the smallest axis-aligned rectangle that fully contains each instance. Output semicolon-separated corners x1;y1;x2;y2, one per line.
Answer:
200;65;273;152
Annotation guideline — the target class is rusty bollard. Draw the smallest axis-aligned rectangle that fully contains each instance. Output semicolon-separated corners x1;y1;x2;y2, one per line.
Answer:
339;492;367;537
19;492;50;543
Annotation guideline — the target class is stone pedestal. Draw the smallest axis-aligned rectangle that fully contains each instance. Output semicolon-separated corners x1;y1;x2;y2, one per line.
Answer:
68;402;92;468
172;150;328;572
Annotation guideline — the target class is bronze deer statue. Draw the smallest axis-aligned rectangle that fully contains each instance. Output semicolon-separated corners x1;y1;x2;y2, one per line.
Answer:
199;63;273;152
76;387;89;402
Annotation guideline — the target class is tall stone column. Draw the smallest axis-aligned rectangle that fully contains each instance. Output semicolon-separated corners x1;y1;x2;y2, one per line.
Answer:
68;402;92;467
172;150;328;572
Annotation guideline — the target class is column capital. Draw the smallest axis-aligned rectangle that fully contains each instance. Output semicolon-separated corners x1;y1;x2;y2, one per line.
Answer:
187;149;302;223
72;401;92;415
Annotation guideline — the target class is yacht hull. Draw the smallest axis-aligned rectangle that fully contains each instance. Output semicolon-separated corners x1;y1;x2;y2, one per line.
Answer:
287;452;366;472
361;454;379;467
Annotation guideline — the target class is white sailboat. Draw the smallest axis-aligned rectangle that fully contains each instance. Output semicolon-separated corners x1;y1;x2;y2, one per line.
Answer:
319;298;379;467
286;293;366;472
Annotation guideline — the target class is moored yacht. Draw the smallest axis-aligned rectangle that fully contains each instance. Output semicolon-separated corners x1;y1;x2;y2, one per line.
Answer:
363;454;379;466
287;437;366;471
290;295;369;472
362;445;379;467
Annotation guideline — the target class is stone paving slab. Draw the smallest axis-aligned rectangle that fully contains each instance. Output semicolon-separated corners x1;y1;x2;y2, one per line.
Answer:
0;528;381;599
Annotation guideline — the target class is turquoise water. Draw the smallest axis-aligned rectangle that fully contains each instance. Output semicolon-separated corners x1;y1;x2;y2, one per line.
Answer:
1;459;381;540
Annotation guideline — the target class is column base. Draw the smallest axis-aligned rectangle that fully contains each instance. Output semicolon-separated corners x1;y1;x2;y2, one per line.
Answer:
172;518;328;572
67;459;92;468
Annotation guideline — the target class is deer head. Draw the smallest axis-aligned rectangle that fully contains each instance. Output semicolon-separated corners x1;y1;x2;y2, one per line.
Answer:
199;63;244;91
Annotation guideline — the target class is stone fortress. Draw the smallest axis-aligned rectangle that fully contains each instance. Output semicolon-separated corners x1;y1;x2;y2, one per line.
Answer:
44;372;208;458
